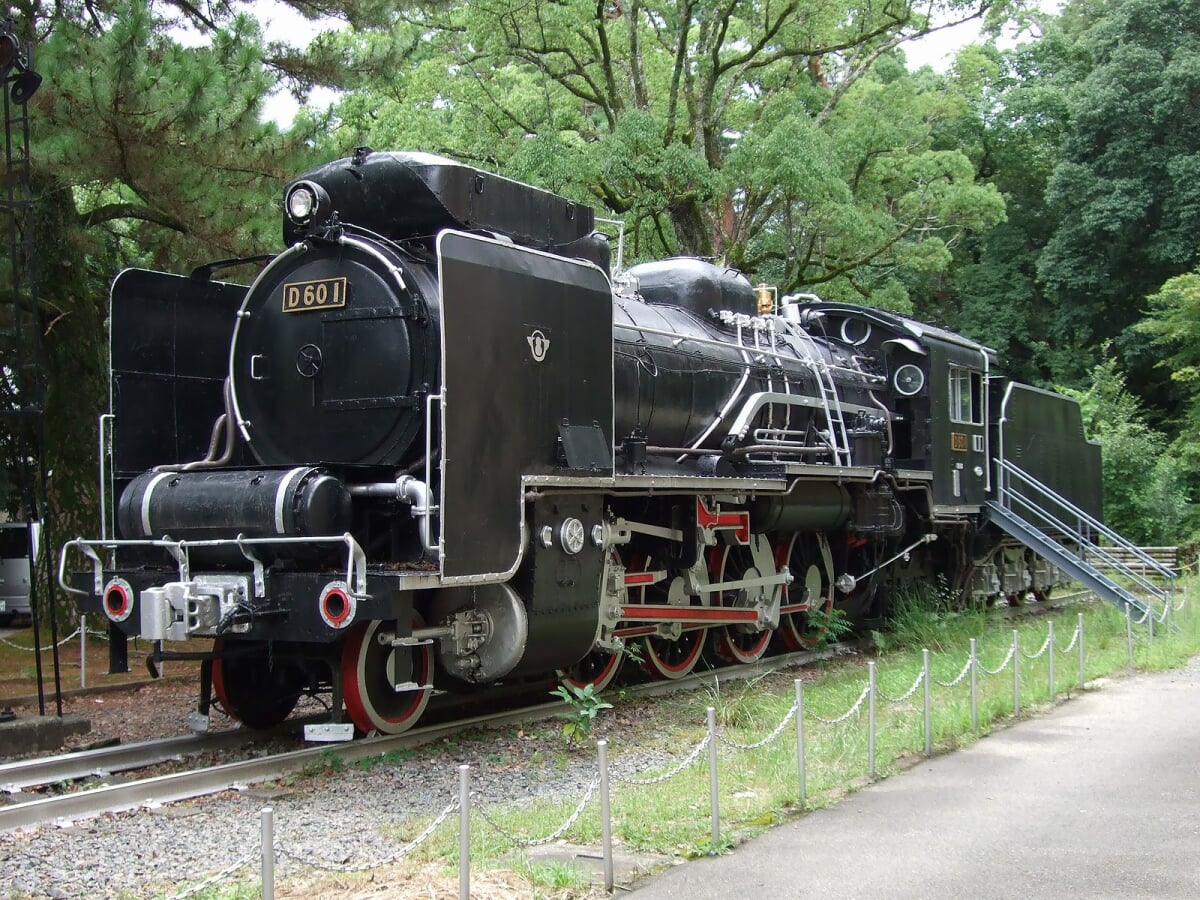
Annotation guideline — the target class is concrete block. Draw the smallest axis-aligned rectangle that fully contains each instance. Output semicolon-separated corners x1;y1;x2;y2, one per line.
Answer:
0;714;90;758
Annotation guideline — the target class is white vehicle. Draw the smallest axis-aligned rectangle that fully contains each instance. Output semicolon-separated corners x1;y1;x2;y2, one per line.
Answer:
0;521;36;625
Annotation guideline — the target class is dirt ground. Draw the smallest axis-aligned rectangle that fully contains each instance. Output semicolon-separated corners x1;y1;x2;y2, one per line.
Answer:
0;615;204;701
0;616;212;750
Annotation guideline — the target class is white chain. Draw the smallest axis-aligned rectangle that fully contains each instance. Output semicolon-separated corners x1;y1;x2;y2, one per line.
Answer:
717;703;797;750
1055;625;1080;654
277;797;459;873
1021;631;1053;660
474;776;598;847
1132;604;1151;625
808;683;871;725
613;733;711;785
86;626;110;641
167;852;255;899
979;644;1016;676
0;628;81;652
1156;602;1172;625
934;656;973;689
878;669;925;703
1175;592;1188;612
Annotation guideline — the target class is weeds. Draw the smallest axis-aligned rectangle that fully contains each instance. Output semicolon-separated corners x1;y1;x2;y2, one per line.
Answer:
513;857;594;893
352;748;417;771
300;748;345;777
807;605;854;647
550;682;613;746
619;639;645;666
703;672;778;729
872;577;985;653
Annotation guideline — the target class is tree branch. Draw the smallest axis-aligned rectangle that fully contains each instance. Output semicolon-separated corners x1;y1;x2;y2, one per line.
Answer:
81;203;188;233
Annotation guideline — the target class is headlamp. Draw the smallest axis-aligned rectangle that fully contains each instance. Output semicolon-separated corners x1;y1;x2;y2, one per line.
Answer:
286;185;317;222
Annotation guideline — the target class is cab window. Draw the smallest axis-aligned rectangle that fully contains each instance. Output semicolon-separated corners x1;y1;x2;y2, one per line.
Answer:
949;367;983;425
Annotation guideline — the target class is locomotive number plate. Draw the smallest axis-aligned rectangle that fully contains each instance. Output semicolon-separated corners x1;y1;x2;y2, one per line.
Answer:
282;277;349;313
950;432;968;452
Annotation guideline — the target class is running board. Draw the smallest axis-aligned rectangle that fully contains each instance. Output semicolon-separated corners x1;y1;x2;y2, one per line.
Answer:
985;501;1153;618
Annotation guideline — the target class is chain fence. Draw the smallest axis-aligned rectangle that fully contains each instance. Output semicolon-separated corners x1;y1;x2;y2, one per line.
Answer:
807;683;871;725
475;777;599;847
0;627;81;653
716;704;797;751
879;669;925;703
611;734;710;785
114;598;1181;900
1021;631;1053;660
276;797;460;873
1055;623;1080;654
978;642;1016;676
167;852;256;900
934;657;973;689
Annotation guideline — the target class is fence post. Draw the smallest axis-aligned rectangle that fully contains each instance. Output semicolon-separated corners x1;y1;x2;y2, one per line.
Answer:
1012;629;1020;717
1126;605;1134;668
598;740;614;892
867;661;877;778
922;649;932;757
707;706;720;846
969;638;978;733
1047;621;1055;703
794;679;806;807
79;615;87;690
459;765;470;900
1077;613;1085;690
261;807;274;900
1149;600;1155;643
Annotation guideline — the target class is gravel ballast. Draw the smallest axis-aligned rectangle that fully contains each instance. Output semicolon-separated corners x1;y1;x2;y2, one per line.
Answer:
0;678;687;898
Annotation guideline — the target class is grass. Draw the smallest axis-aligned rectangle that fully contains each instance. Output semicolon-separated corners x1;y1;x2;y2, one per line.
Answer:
161;582;1200;898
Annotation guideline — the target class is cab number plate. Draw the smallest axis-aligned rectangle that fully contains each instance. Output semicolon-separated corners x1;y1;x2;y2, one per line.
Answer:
282;277;348;313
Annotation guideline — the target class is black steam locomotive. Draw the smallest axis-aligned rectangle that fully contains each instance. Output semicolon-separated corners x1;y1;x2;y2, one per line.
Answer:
61;150;1102;734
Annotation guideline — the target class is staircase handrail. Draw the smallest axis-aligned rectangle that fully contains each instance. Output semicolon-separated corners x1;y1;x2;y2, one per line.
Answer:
995;458;1176;580
998;492;1168;602
987;501;1153;616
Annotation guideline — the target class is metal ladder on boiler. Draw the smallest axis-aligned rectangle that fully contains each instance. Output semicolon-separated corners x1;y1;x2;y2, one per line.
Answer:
792;328;851;466
987;458;1175;622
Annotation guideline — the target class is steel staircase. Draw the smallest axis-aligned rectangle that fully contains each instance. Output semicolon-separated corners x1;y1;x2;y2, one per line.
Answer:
988;459;1175;620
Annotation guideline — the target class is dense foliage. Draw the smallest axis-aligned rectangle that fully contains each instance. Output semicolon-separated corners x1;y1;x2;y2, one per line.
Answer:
2;0;1199;587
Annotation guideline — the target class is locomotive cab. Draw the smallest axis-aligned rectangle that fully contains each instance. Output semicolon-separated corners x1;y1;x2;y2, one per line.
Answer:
796;303;994;509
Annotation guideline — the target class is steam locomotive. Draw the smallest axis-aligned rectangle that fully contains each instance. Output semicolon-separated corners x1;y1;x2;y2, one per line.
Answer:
61;150;1101;734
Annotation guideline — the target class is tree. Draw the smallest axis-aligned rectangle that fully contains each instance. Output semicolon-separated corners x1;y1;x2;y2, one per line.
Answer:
2;0;336;607
906;21;1093;384
335;0;1009;307
1061;356;1191;544
1035;0;1200;414
1136;270;1200;531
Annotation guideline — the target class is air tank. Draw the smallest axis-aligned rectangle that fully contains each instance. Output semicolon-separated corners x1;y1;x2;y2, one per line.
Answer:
118;467;351;542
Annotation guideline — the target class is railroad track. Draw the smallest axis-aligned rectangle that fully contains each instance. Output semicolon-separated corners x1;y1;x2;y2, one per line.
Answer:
0;592;1098;832
0;640;854;832
0;730;251;793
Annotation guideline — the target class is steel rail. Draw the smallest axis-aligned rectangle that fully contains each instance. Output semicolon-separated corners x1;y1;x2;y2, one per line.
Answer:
0;698;576;832
0;713;330;793
0;732;245;793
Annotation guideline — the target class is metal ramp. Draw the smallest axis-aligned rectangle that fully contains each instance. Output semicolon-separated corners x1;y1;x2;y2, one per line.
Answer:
989;459;1175;619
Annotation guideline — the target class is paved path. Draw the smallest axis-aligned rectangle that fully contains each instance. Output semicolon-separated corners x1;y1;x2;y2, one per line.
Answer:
629;661;1200;898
